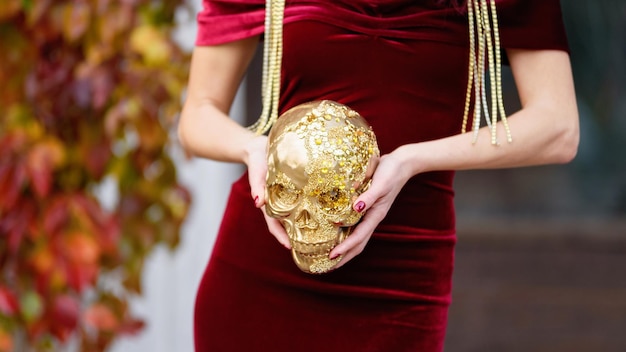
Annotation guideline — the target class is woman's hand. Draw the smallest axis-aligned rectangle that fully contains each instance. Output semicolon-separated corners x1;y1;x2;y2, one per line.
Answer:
243;135;291;249
329;151;414;269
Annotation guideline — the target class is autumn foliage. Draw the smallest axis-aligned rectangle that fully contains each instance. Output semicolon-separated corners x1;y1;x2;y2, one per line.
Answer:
0;0;190;350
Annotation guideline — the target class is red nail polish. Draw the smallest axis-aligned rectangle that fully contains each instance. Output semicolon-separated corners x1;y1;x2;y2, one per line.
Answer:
355;201;366;213
254;195;259;206
330;253;341;260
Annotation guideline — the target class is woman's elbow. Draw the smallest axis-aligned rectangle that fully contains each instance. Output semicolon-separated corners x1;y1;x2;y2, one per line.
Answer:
176;113;194;156
553;113;580;164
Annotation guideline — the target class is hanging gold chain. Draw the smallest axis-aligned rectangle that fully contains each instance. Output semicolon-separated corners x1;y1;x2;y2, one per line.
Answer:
461;0;512;145
249;0;285;135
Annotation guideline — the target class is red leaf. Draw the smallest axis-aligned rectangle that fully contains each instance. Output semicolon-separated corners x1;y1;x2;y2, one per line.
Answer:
0;286;19;316
43;196;70;235
0;328;13;352
1;199;36;254
100;216;121;255
50;294;80;330
84;140;111;179
0;162;26;211
65;262;99;293
118;318;145;336
91;66;114;109
74;193;107;227
0;162;13;211
0;132;26;152
25;139;65;198
83;303;119;331
27;150;53;199
50;326;73;345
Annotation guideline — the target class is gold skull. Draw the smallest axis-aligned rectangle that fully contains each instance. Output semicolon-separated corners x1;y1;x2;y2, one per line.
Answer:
265;101;379;274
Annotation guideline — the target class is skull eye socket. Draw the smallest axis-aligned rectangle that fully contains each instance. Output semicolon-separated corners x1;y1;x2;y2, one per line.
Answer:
317;188;350;214
267;183;301;212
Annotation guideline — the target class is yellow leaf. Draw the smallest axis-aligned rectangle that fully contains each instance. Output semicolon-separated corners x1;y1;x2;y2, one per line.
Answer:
97;3;132;44
29;246;55;275
0;0;20;21
86;42;114;66
62;2;90;42
130;25;171;66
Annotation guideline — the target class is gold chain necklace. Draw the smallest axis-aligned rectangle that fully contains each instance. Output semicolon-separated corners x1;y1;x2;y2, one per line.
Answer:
248;0;285;134
251;0;512;145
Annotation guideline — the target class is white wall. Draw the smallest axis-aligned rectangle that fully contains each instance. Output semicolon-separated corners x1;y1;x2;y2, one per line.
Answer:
110;4;246;351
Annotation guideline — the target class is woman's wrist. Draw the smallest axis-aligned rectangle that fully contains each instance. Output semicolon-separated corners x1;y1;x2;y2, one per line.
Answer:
242;134;268;166
392;143;432;179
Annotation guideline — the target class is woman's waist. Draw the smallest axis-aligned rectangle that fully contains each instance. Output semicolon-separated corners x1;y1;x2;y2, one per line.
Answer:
222;175;456;301
232;171;456;232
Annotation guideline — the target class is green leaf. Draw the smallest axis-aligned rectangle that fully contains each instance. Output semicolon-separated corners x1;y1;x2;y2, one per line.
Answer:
19;290;43;323
21;0;32;11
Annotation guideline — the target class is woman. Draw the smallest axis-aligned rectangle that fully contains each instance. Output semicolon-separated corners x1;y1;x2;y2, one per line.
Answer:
178;0;579;350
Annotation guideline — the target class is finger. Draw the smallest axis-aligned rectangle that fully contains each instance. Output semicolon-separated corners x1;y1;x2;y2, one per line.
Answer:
245;137;269;207
328;208;383;259
267;218;291;249
248;166;267;207
331;235;371;270
332;249;361;270
262;208;291;249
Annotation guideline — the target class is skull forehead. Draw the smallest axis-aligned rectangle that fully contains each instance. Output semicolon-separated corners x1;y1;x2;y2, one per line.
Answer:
269;132;309;188
268;100;378;187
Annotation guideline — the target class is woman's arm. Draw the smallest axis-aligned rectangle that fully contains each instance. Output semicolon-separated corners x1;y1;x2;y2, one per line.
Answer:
177;37;291;249
395;48;580;175
329;49;580;266
178;36;260;163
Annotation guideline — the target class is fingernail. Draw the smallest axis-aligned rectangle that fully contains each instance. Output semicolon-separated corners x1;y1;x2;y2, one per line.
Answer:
330;253;341;260
355;201;366;213
253;195;259;206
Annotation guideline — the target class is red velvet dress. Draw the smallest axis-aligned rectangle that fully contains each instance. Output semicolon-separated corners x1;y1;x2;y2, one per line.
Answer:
193;1;569;351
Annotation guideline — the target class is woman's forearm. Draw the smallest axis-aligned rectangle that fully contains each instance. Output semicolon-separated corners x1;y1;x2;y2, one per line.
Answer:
394;104;579;176
178;101;258;163
395;49;579;176
176;38;261;164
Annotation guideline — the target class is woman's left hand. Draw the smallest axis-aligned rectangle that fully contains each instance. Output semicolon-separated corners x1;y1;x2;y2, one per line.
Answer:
328;150;414;269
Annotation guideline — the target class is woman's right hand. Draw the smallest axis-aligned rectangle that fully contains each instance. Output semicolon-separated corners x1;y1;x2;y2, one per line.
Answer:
244;135;292;250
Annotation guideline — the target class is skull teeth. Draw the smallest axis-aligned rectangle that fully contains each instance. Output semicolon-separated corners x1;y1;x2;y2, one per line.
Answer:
290;238;337;255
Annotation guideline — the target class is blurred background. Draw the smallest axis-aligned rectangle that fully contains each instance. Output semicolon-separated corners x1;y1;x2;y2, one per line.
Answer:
0;0;624;351
447;2;626;351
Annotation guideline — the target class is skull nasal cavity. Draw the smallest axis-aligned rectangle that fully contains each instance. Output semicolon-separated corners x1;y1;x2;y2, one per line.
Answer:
295;210;317;229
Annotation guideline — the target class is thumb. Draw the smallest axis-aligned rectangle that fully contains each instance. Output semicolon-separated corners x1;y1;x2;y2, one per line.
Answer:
248;169;267;208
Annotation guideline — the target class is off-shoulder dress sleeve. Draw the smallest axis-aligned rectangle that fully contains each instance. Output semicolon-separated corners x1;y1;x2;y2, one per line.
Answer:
497;0;569;52
195;0;265;46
